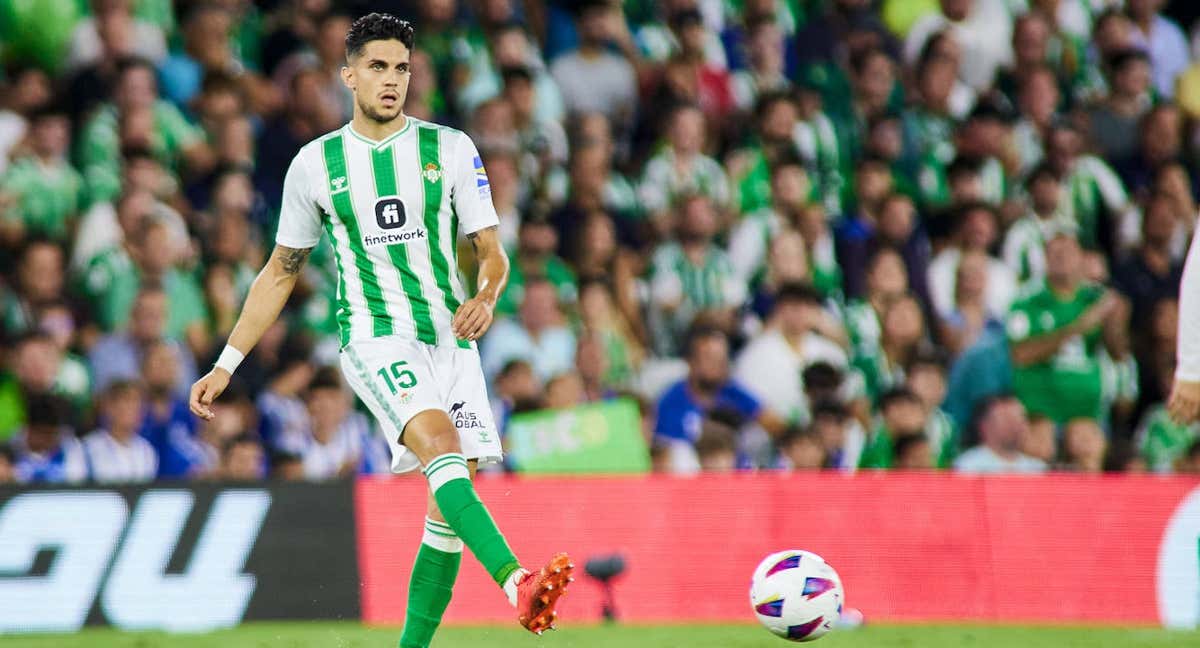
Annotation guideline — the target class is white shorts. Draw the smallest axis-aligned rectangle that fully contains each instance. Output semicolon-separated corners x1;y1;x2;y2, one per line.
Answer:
340;336;502;473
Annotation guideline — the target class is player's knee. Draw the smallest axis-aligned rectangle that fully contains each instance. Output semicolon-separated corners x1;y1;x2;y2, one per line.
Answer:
402;409;461;462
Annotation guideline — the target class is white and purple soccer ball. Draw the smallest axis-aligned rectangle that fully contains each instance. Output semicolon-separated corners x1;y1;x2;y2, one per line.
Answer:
749;550;844;642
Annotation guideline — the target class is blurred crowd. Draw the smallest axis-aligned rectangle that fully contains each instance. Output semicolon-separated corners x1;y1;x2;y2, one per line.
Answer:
2;0;1200;485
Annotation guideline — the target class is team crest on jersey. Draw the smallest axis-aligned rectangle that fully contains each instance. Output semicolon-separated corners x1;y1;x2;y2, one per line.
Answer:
422;162;442;184
397;391;413;405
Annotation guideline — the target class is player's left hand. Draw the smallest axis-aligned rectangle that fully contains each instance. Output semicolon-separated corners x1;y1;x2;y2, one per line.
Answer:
452;296;494;341
1168;378;1200;424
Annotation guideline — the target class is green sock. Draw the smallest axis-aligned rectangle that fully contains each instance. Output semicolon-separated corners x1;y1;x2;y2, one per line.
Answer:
424;453;521;587
399;518;462;648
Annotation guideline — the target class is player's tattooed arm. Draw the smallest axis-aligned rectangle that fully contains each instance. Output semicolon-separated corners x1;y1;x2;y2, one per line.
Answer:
454;225;509;340
275;245;313;275
466;225;497;252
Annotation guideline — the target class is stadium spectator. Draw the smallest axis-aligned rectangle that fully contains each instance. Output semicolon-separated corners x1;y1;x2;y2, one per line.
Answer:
1086;49;1154;163
1061;417;1108;473
0;66;52;174
893;433;935;470
854;293;928;403
1113;192;1184;339
11;393;86;484
1007;225;1132;424
569;216;645;347
493;215;575;317
1020;413;1058;466
638;105;730;229
724;92;803;217
83;379;157;483
954;395;1046;473
1176;439;1200;475
1002;164;1068;287
1043;122;1136;253
807;400;858;470
0;104;83;246
1011;66;1060;176
299;367;388;479
550;1;638;132
490;359;541;433
728;157;813;286
137;339;202;479
860;388;928;469
76;57;212;206
729;15;790;112
220;432;266;482
2;238;68;339
482;277;577;382
908;355;957;467
937;250;1001;359
928;203;1017;323
841;248;907;357
257;333;317;453
654;326;783;456
904;0;1014;92
88;285;198;399
0;332;82;438
66;0;166;73
777;426;826;471
0;444;15;484
574;333;615;403
695;418;738;473
647;194;743;355
734;282;849;426
1126;0;1190;98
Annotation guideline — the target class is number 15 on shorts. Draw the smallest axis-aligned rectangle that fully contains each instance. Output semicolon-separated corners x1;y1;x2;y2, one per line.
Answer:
377;361;418;396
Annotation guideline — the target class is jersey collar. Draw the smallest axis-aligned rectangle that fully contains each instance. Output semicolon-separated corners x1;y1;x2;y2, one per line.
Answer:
345;117;414;148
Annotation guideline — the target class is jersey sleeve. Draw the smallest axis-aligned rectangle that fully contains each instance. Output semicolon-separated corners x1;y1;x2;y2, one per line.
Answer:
451;132;500;235
275;151;323;249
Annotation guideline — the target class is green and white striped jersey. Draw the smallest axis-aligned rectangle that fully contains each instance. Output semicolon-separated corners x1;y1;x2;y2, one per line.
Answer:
276;119;499;350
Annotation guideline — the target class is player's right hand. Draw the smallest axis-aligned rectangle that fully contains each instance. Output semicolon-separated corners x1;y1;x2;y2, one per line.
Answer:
1168;378;1200;424
189;369;231;420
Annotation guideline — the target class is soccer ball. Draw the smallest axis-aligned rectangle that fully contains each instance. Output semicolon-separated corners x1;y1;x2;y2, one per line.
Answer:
749;550;844;642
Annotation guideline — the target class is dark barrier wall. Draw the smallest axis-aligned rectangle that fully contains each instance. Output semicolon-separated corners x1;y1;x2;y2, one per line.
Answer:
0;482;359;633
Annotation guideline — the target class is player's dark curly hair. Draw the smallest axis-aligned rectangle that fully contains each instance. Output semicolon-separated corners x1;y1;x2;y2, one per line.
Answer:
345;12;415;60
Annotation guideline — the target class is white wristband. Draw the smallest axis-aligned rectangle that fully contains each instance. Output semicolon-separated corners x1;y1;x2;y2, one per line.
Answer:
214;345;245;375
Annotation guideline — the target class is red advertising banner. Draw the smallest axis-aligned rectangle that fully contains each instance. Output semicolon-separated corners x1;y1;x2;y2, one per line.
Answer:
355;473;1200;626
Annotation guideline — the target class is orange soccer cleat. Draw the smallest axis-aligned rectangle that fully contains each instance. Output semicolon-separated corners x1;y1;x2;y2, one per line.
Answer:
516;553;575;635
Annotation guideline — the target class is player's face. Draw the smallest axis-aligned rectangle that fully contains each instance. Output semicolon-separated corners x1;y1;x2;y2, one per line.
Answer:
344;39;411;124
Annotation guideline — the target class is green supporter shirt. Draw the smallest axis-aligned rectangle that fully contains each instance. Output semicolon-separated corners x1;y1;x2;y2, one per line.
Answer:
0;156;85;241
859;424;897;469
76;101;202;204
493;254;577;318
1005;281;1106;423
79;247;208;337
858;410;959;469
1138;405;1198;473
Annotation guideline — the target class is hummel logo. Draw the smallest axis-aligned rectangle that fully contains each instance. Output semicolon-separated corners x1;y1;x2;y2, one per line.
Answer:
331;176;347;191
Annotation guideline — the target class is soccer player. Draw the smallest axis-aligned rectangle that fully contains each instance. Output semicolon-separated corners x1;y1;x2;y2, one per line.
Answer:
1169;226;1200;423
187;13;572;646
